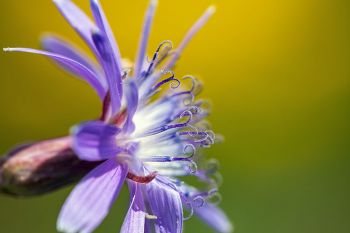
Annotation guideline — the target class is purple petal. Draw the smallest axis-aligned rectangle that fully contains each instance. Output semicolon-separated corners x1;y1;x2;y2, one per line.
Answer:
194;203;233;233
41;35;99;73
92;31;122;115
57;159;128;233
90;0;123;114
123;81;139;133
90;0;123;71
121;181;146;233
41;35;107;92
71;121;122;161
53;0;99;55
147;179;183;233
145;219;153;233
134;0;158;78
3;47;106;99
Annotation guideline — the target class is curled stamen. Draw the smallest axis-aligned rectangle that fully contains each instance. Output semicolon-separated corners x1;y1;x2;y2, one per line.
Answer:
154;43;173;67
192;195;206;208
154;109;194;132
189;130;215;147
178;128;211;144
151;110;195;134
182;75;203;95
208;189;222;205
172;106;200;123
126;171;157;184
189;188;222;206
144;156;197;175
179;109;194;124
179;131;207;136
204;130;215;145
187;160;198;174
144;40;173;77
183;144;196;158
142;122;189;136
190;105;201;114
178;131;208;142
183;202;194;221
152;71;180;91
185;124;200;138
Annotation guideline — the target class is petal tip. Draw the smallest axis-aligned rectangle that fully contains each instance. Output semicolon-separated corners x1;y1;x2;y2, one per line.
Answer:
151;0;158;7
56;220;74;233
225;222;234;233
90;0;100;7
208;5;217;14
52;0;65;5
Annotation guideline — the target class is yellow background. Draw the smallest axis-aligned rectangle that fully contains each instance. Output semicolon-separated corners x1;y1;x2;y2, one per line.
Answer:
0;0;349;232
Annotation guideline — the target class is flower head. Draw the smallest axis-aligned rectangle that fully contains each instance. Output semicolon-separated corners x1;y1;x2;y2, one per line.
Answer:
4;0;232;232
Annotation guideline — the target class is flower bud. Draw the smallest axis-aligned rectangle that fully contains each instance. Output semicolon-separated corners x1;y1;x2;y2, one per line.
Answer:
0;137;99;197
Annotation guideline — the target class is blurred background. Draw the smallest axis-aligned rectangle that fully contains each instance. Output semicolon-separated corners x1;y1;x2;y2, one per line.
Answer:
0;0;349;232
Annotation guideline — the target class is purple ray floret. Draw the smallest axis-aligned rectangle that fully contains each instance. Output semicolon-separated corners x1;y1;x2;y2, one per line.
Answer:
4;0;232;233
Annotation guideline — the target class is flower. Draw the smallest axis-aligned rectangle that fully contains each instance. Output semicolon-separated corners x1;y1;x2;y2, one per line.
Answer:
4;0;232;233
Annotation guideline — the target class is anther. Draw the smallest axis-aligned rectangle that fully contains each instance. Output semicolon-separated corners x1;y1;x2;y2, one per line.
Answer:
145;213;158;220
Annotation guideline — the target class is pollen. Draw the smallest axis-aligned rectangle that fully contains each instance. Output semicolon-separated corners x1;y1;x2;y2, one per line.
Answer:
145;213;158;220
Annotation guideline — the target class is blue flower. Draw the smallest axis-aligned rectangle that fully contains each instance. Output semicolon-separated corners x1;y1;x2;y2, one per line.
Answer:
4;0;232;232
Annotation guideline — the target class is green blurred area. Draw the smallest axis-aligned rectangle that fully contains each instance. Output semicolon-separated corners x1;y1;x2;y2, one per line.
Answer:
0;0;349;232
